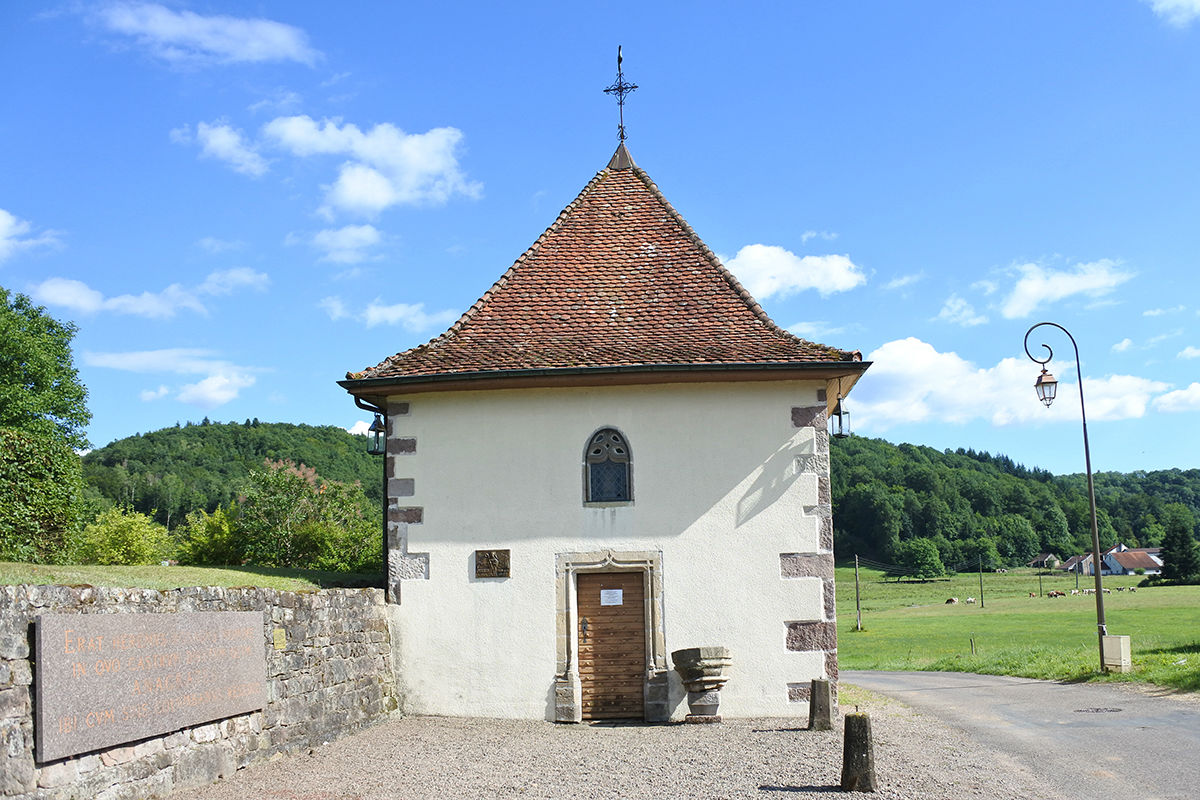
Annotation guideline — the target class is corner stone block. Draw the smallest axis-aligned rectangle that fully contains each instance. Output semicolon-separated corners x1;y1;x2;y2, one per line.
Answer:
786;621;837;652
825;650;840;684
388;507;423;525
791;405;826;429
780;553;834;580
387;437;417;456
823;579;837;622
787;682;812;703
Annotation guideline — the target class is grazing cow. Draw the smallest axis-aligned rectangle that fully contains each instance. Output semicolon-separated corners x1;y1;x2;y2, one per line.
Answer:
1130;587;1137;593
1070;589;1080;595
946;597;959;604
1048;590;1066;598
1029;592;1036;598
1102;588;1111;594
965;597;976;604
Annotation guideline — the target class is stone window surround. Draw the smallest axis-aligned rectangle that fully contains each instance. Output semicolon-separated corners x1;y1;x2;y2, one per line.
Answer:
581;426;634;507
553;549;668;722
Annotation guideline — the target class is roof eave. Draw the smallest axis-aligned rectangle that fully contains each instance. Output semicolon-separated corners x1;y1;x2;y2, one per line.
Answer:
340;360;871;398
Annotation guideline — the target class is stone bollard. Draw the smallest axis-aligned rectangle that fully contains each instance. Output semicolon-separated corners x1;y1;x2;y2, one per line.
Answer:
841;712;877;792
808;678;833;731
671;647;732;723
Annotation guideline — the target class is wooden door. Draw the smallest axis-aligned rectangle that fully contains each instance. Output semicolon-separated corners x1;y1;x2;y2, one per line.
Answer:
577;572;646;720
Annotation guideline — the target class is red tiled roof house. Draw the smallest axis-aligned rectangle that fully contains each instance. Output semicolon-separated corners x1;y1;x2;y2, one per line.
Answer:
340;144;869;722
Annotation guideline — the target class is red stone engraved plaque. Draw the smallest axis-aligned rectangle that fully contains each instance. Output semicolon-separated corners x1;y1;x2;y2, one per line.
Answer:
34;611;267;762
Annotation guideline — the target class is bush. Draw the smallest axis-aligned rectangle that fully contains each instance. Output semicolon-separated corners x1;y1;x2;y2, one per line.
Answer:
239;460;381;572
0;428;83;563
72;507;172;565
176;506;244;566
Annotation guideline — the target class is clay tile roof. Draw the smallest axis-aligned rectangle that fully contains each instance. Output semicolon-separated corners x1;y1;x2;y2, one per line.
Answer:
345;144;863;384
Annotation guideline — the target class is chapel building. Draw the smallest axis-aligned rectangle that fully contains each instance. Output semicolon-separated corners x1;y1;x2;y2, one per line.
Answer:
339;142;868;722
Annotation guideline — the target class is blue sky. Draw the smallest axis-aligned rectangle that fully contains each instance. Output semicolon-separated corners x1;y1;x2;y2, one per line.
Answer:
2;1;1198;475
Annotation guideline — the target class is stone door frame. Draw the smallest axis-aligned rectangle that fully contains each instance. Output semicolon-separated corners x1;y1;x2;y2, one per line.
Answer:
553;549;669;722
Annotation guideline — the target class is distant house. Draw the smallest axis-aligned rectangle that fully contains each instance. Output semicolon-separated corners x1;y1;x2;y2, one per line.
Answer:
1058;545;1163;576
1105;550;1163;576
1058;554;1088;573
1028;553;1060;569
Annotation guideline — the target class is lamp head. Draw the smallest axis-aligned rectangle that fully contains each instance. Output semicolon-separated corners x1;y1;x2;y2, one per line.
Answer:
1034;368;1057;408
367;413;386;455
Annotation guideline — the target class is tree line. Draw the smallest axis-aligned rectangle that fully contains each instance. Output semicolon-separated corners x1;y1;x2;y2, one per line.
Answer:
831;436;1200;579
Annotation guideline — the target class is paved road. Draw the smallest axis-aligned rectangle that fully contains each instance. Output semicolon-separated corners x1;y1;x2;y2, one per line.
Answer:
843;670;1200;800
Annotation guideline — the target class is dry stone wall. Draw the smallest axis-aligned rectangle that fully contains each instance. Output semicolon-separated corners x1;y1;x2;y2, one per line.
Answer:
0;585;398;800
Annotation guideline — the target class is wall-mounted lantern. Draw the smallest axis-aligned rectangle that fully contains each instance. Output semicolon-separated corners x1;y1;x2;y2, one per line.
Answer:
367;413;386;456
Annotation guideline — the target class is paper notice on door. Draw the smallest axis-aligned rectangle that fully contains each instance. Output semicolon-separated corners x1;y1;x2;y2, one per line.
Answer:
600;589;623;606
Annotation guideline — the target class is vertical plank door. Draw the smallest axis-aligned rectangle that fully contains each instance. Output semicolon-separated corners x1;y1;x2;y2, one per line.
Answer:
577;572;646;720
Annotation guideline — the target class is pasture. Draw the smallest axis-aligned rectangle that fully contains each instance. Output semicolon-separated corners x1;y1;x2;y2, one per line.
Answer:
835;566;1200;690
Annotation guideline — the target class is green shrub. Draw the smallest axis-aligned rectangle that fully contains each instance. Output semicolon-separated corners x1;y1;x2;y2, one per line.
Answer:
239;460;381;572
0;428;83;563
176;505;244;566
72;507;172;566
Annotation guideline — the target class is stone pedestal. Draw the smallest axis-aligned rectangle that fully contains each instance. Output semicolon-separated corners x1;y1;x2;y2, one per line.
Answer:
671;647;732;723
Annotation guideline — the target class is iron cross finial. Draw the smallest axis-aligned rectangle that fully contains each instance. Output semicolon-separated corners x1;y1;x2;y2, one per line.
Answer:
603;45;638;142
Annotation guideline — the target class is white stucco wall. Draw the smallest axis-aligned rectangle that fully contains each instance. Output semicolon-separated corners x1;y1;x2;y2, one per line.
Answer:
385;379;832;720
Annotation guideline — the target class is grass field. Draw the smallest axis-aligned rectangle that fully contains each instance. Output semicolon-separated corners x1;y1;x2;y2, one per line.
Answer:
0;562;381;592
836;566;1200;691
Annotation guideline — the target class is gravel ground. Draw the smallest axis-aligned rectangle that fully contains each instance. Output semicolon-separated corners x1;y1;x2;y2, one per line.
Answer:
172;685;1066;800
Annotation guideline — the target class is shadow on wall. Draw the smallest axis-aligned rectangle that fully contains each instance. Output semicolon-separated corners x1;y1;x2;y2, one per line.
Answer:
735;438;811;528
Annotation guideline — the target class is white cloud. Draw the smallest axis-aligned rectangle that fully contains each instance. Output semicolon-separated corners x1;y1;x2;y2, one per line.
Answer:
196;267;270;295
196;236;244;253
139;385;169;402
248;90;302;114
1179;346;1200;359
1148;329;1183;346
364;300;460;332
1143;0;1200;27
1155;383;1200;412
312;224;381;263
319;296;350;320
849;337;1170;432
800;230;838;243
935;294;987;327
787;321;845;341
1144;305;1186;317
261;115;482;215
884;273;924;291
94;2;320;65
346;419;371;436
177;374;255;408
723;245;866;300
29;268;268;319
1112;338;1133;353
1000;259;1134;319
84;347;259;408
192;121;268;176
972;279;998;296
0;208;61;263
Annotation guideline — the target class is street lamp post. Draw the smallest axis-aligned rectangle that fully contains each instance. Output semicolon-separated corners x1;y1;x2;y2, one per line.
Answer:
1023;322;1108;672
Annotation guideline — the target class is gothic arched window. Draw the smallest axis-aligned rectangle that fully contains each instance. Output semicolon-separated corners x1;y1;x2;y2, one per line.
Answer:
584;428;632;503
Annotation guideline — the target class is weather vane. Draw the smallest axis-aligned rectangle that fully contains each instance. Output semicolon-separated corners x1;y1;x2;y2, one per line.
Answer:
603;46;638;142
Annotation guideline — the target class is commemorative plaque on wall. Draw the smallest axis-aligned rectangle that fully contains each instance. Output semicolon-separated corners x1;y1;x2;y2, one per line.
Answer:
34;611;267;762
474;549;511;578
